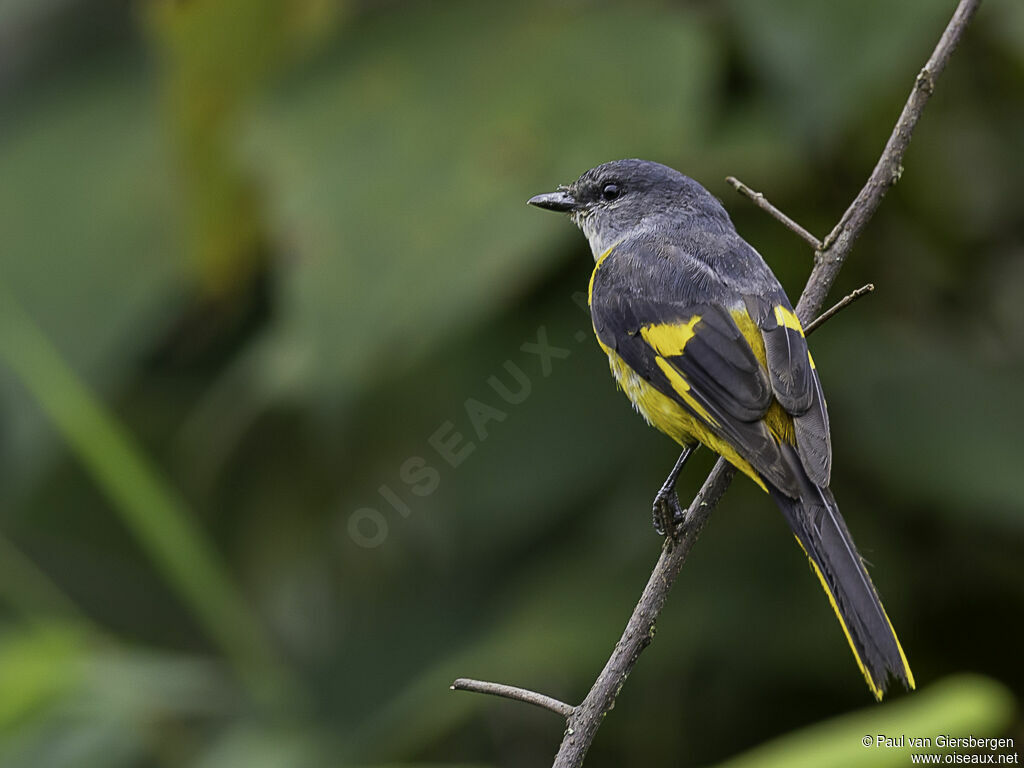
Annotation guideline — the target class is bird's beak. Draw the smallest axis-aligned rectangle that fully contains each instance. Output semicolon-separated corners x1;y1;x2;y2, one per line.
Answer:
527;189;577;213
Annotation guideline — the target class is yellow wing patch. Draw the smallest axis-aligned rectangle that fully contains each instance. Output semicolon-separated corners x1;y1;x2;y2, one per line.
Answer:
730;306;767;367
639;316;702;357
774;305;805;337
764;401;796;445
654;356;718;427
636;315;720;427
731;306;796;445
596;338;767;492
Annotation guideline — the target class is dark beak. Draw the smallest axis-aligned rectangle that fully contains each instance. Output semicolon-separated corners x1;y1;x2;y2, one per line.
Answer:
527;189;577;213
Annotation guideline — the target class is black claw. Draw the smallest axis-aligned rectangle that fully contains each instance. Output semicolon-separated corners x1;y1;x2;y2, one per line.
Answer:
652;489;686;538
651;500;668;537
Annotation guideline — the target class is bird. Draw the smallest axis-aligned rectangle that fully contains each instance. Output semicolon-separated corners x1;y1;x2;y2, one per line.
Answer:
528;158;914;700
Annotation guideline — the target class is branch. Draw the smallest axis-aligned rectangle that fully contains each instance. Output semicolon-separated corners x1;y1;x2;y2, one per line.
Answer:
452;2;982;765
552;462;735;765
804;284;874;336
451;678;575;718
725;176;823;250
798;0;982;323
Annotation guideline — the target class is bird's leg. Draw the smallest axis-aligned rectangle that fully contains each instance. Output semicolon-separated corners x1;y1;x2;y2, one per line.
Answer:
652;444;697;537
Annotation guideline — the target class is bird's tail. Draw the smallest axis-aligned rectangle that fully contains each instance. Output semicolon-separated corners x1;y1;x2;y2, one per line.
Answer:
769;468;915;700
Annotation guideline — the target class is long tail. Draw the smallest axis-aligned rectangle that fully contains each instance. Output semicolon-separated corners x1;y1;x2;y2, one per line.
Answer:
768;466;915;700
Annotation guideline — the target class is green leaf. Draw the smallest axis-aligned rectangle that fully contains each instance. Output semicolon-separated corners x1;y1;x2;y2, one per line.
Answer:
713;675;1015;768
727;0;945;146
0;56;182;380
816;322;1024;524
0;623;82;732
0;54;184;494
0;290;293;707
245;1;717;404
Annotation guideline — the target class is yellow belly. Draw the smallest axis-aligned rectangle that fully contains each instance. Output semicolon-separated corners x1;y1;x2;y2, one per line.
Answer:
600;342;767;492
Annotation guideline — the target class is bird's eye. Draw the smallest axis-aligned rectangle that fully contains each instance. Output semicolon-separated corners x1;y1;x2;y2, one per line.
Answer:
601;183;620;201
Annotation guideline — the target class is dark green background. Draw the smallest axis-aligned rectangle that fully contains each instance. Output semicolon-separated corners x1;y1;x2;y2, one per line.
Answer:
0;1;1021;766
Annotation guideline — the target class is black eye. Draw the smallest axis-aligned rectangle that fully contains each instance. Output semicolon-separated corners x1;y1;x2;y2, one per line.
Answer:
601;183;620;201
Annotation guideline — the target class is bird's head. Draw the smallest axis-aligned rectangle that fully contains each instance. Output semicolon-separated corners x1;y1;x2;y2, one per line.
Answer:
528;158;729;259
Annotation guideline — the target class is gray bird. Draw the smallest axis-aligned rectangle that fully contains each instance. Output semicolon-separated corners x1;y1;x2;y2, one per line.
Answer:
529;158;914;700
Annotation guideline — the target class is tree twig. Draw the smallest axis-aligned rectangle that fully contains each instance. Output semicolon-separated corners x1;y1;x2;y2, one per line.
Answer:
451;678;575;718
452;2;982;765
798;0;982;323
805;284;874;336
725;176;823;250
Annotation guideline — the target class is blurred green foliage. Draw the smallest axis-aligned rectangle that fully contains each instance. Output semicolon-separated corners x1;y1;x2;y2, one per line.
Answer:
145;0;339;295
0;1;1022;767
717;675;1015;768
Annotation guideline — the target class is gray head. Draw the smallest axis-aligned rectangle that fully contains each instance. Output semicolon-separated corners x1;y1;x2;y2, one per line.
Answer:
528;159;732;259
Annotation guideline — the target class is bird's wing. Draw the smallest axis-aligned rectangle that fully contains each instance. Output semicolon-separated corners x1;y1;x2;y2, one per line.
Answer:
590;241;830;493
743;294;832;486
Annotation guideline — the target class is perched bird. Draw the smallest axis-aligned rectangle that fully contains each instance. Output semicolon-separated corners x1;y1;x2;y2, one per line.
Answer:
528;159;914;700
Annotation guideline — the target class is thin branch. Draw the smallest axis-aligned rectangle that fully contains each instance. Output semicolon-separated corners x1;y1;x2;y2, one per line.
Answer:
450;678;575;718
799;0;982;322
454;2;982;766
552;463;735;765
725;176;823;250
805;284;874;336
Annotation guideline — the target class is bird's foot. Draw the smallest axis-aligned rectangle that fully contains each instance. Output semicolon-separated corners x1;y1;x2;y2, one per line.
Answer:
652;486;687;539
